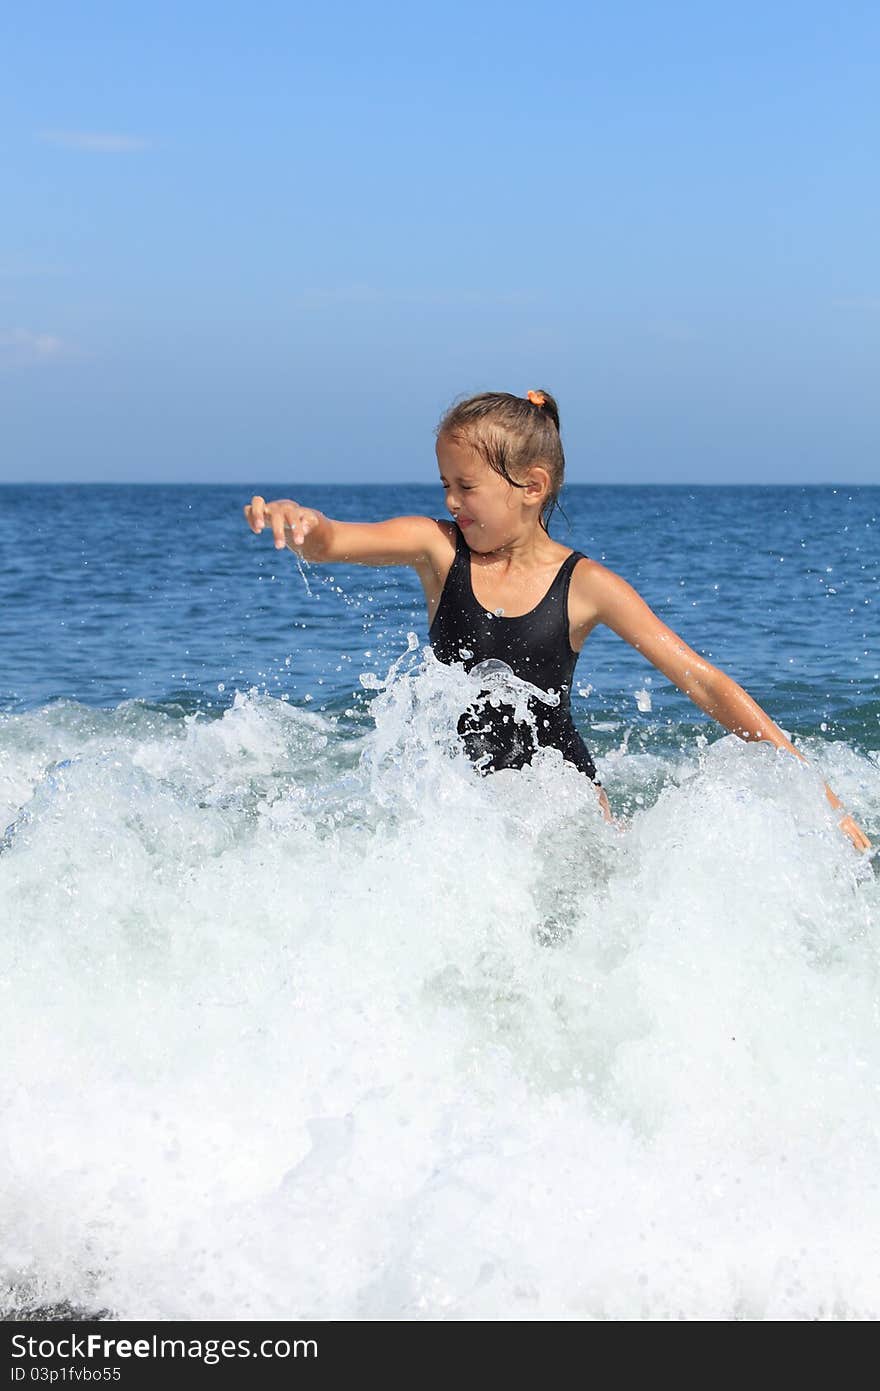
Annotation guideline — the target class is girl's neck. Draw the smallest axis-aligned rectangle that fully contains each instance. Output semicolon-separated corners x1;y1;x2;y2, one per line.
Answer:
472;527;562;571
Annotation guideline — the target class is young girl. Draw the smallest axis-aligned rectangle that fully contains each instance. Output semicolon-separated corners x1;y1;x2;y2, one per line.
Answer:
244;389;870;853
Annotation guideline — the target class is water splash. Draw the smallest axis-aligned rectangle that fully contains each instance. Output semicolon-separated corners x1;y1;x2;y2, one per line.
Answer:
0;648;878;1319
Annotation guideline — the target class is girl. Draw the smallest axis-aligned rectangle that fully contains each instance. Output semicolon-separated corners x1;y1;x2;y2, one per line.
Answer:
244;389;870;853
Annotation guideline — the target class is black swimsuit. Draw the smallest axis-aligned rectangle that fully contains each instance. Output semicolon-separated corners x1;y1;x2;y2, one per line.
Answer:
428;524;600;783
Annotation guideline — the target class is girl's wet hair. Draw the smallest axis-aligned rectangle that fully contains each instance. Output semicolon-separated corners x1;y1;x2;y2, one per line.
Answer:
436;390;565;533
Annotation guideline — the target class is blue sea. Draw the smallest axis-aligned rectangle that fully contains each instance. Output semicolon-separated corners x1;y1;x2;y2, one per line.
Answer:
1;483;879;1320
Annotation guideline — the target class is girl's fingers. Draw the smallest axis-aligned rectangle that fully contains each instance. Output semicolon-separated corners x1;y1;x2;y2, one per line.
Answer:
283;509;303;547
246;495;267;533
243;497;314;549
840;815;872;852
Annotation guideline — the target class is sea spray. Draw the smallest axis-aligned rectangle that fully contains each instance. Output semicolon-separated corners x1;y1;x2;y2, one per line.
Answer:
0;646;879;1319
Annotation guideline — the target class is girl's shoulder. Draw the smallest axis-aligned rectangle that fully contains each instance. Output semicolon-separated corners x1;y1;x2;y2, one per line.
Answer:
569;552;617;587
427;517;459;567
567;554;625;632
432;518;458;546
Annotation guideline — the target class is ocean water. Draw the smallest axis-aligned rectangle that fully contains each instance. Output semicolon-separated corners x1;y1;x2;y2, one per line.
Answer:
1;482;879;1320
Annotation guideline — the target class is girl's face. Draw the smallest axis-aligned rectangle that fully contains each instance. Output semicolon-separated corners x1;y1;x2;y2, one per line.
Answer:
437;433;541;552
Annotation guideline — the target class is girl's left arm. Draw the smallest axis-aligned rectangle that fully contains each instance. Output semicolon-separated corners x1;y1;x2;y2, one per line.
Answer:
575;563;871;853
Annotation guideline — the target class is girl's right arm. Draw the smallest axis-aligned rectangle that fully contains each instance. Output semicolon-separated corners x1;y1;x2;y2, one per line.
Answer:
243;495;450;571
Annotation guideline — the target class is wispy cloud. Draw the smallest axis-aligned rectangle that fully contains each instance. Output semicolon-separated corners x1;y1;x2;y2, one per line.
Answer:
0;252;67;279
37;129;151;153
832;296;880;313
301;284;384;306
298;284;537;308
0;329;78;367
644;321;702;345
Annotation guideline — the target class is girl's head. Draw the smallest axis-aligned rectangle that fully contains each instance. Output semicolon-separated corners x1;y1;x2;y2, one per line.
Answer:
435;389;565;539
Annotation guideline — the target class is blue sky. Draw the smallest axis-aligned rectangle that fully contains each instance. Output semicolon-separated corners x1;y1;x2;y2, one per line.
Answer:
1;1;878;484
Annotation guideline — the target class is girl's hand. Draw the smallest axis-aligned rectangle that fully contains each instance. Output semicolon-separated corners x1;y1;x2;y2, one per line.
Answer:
836;812;872;854
822;783;872;853
243;496;326;552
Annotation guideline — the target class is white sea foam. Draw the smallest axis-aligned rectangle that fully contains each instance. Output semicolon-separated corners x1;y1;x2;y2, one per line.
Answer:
0;646;878;1319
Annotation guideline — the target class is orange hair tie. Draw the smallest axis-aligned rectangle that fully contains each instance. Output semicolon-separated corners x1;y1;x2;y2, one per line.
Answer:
526;390;546;407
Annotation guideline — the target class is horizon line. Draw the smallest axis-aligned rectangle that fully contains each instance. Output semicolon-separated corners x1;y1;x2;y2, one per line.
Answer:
1;480;877;490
